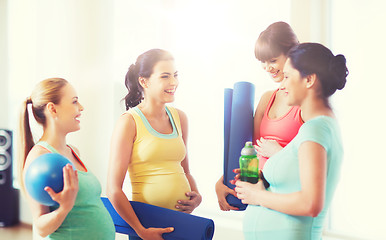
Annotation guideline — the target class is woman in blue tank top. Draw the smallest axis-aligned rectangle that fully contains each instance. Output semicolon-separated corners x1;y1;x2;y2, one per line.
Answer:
18;78;115;239
235;43;348;239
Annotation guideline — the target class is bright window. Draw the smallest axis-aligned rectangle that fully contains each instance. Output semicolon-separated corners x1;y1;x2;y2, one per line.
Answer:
327;1;386;239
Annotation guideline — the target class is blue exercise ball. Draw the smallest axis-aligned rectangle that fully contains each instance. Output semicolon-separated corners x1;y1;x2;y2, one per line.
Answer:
25;153;75;206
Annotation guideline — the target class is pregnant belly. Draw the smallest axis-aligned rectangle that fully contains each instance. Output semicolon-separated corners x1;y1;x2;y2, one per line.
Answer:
131;173;191;210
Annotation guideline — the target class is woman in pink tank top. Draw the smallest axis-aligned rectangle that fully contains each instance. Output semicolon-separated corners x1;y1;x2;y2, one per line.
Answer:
216;22;303;211
257;88;303;169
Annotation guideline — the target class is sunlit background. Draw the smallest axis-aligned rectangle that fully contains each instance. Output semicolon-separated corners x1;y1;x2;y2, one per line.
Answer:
1;0;386;239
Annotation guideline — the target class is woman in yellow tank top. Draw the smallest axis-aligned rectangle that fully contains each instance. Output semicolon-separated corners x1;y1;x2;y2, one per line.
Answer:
107;49;202;240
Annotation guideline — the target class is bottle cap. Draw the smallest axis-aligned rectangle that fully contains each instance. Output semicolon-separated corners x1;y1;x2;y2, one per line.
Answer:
241;141;257;156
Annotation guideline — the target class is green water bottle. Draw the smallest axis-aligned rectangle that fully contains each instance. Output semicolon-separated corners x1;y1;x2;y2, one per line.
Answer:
239;141;259;184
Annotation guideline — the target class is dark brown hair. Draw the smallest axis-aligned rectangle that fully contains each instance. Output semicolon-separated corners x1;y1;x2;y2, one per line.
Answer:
124;49;174;110
288;43;348;99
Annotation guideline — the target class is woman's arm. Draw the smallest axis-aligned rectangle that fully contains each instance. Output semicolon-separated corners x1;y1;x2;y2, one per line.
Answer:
253;90;274;142
107;113;173;240
24;148;78;237
176;109;202;213
236;141;327;217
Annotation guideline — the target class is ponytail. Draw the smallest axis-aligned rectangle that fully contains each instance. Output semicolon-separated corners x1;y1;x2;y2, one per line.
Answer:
124;64;143;110
17;78;68;192
123;49;174;110
17;98;35;193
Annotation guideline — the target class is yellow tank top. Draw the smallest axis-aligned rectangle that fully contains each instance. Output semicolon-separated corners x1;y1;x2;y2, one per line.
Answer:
127;106;191;210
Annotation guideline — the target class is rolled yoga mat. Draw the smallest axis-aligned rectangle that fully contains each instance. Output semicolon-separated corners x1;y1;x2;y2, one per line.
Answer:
223;82;255;210
223;88;233;183
101;197;215;240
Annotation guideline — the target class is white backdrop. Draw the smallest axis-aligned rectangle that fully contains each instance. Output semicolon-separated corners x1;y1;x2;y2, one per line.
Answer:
3;0;386;239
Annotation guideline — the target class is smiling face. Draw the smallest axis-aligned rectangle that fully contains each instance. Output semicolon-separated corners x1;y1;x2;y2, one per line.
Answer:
281;59;307;106
260;54;287;83
54;84;84;133
143;59;178;104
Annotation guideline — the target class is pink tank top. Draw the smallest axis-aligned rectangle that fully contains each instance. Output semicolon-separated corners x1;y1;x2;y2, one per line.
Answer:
259;89;303;169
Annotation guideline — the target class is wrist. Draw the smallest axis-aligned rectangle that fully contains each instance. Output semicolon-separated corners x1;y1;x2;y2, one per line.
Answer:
256;187;267;207
54;205;72;219
136;226;148;238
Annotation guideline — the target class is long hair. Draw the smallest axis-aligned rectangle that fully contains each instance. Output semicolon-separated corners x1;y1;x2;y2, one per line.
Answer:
17;78;68;192
124;49;174;110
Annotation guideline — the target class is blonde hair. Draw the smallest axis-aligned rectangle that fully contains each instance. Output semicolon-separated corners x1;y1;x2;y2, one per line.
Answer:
17;78;68;191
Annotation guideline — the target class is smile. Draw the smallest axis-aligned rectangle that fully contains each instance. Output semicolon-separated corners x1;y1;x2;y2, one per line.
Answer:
271;70;280;78
165;89;176;94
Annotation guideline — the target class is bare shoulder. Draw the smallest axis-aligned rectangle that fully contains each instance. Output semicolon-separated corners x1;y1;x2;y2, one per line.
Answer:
112;110;137;141
174;107;189;140
118;111;136;127
175;108;188;122
174;108;188;136
24;145;51;172
260;90;275;105
256;90;275;114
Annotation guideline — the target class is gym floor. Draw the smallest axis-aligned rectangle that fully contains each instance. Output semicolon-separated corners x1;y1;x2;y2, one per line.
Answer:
0;224;134;240
0;223;242;240
0;224;132;240
0;223;342;240
0;223;32;240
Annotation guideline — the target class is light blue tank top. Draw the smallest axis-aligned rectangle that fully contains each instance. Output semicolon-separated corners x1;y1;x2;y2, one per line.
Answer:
243;116;343;240
37;142;115;240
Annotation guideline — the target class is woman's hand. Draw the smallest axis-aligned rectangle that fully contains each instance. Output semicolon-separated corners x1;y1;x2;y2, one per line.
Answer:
44;164;79;211
255;137;282;158
176;191;202;213
235;180;265;205
139;227;174;240
229;168;240;185
215;176;239;211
